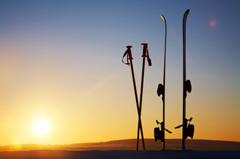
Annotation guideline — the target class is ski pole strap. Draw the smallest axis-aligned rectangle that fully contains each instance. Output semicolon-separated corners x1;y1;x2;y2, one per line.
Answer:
146;49;152;66
122;47;133;66
122;49;130;65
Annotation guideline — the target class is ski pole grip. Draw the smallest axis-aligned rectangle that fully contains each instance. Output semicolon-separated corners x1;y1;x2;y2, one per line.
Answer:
141;43;148;57
126;45;133;60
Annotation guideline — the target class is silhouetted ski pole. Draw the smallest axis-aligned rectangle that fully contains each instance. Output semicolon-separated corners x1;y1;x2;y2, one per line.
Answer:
136;43;151;150
122;45;145;150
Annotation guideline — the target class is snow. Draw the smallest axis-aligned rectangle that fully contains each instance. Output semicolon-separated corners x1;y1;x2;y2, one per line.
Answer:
0;150;240;159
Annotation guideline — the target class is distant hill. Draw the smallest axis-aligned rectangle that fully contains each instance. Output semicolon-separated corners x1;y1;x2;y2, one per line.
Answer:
1;139;240;151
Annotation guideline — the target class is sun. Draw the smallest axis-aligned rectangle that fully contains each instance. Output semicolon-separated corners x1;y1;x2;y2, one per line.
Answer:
33;119;49;136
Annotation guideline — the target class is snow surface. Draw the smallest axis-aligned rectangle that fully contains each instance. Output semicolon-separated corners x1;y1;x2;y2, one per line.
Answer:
0;150;240;159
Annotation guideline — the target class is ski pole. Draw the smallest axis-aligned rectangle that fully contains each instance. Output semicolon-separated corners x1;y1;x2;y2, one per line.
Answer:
137;43;151;150
122;46;145;150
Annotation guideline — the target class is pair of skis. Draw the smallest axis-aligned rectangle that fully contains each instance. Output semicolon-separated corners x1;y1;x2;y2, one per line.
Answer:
122;44;152;150
157;9;192;150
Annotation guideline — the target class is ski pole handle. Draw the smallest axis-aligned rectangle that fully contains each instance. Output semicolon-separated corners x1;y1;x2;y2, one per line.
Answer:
122;45;133;65
141;43;148;57
126;45;133;60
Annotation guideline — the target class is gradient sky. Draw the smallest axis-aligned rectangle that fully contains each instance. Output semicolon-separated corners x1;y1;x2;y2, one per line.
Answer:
0;0;240;145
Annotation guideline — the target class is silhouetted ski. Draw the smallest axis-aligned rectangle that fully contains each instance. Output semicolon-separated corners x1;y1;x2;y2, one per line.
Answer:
155;15;171;150
175;9;194;150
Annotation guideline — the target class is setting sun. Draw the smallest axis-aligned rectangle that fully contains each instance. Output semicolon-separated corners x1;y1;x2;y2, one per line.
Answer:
33;120;49;136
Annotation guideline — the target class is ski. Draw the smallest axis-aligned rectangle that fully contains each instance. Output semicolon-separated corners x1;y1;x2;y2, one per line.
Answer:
154;15;172;150
161;15;167;150
175;9;194;150
182;9;190;150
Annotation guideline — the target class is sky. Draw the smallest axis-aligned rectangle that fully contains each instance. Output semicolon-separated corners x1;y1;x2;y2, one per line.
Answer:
0;0;240;146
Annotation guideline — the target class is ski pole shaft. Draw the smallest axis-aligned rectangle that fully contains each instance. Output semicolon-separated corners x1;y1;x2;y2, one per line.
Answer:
137;43;148;150
126;46;145;151
139;43;148;113
136;115;145;150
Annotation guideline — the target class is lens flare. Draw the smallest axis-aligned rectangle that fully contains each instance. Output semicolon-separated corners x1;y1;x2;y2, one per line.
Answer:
210;21;216;27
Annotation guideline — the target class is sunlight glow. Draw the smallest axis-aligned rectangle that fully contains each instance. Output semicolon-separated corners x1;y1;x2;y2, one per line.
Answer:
33;119;49;136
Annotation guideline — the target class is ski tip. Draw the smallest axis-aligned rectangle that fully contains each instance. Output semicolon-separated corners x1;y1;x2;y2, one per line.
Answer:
161;15;166;22
185;9;190;15
183;9;190;21
126;45;132;48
